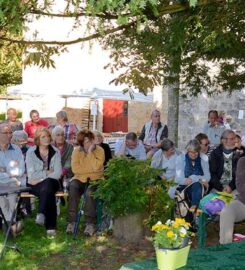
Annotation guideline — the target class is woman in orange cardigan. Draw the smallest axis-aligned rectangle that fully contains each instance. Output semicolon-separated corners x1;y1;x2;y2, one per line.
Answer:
66;129;105;236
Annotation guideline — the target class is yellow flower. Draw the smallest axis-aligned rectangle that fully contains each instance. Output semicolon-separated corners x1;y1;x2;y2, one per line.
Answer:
180;233;185;238
167;230;174;238
152;224;161;231
161;224;169;230
172;222;179;229
152;222;169;231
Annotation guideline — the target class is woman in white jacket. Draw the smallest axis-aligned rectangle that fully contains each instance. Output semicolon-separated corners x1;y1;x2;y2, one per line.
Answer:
26;127;62;236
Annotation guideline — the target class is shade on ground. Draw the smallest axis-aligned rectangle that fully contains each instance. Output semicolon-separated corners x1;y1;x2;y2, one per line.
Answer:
120;240;245;270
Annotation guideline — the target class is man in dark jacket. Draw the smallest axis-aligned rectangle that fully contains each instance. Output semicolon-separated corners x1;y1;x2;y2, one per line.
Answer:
138;109;168;158
209;129;241;193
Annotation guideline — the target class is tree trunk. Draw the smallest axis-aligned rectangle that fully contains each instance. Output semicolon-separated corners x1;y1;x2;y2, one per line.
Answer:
162;73;180;146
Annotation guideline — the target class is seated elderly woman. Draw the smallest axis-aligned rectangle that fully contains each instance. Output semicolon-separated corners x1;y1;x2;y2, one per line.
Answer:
55;110;78;144
52;126;74;183
26;127;62;237
11;130;29;158
175;139;210;210
66;129;105;236
93;131;112;166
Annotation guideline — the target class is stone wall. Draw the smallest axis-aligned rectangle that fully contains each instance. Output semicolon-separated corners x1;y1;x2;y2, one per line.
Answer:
177;90;245;150
128;101;155;134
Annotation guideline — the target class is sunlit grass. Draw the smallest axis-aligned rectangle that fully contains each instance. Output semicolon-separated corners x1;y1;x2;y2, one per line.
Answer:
0;202;155;270
0;204;88;270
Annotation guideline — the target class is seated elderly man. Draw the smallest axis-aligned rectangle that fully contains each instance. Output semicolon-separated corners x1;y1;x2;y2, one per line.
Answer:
3;108;23;132
114;132;146;160
139;109;168;158
0;123;25;234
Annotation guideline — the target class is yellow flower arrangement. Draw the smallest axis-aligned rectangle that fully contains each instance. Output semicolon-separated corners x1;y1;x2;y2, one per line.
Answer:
152;218;191;249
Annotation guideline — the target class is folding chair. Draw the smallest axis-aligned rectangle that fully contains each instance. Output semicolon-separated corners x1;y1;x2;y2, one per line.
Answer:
175;183;206;231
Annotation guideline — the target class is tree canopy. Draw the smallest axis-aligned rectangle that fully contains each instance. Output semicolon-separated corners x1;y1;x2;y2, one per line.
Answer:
0;0;244;96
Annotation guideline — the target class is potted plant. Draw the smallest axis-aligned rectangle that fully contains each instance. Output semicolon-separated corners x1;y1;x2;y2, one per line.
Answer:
94;157;171;242
152;218;191;270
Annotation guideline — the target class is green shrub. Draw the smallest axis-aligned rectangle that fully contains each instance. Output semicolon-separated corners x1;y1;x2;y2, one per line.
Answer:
17;111;22;119
94;157;174;227
0;113;6;121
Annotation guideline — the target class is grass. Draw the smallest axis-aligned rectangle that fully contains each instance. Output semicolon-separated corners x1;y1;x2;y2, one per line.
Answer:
0;203;155;270
2;202;244;270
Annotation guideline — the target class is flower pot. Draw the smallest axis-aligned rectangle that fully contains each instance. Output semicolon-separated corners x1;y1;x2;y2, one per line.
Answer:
155;245;190;270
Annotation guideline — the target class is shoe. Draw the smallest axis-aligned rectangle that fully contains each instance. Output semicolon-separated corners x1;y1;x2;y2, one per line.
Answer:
35;213;45;226
11;221;24;237
47;229;56;237
84;223;96;236
66;222;75;234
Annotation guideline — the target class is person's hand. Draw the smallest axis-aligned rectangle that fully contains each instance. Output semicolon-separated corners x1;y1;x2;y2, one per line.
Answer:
10;160;19;167
144;144;152;152
153;143;161;148
88;143;96;153
223;185;232;193
30;179;41;185
184;178;192;186
200;179;209;189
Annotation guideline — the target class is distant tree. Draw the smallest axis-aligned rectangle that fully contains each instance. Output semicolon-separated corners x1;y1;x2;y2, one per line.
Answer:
0;42;22;95
0;0;243;96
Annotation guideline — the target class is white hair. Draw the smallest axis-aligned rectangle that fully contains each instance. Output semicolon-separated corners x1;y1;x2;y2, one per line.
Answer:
11;130;28;143
52;125;64;137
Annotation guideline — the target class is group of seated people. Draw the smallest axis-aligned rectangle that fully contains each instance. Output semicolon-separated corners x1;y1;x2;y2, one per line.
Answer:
150;129;245;244
0;107;245;245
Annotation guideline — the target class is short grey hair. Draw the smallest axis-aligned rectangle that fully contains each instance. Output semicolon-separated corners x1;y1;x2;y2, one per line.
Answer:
126;132;137;141
56;110;68;121
186;139;201;152
52;125;64;137
221;129;235;140
160;139;174;151
151;109;160;117
11;130;28;144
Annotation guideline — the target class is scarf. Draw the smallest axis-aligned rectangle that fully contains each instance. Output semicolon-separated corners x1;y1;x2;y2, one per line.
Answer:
184;153;204;178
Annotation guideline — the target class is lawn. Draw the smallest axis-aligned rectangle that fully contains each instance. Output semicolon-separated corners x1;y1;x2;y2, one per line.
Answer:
0;204;155;270
2;202;244;270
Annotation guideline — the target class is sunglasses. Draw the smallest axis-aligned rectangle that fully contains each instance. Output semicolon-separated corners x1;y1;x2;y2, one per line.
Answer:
201;143;209;147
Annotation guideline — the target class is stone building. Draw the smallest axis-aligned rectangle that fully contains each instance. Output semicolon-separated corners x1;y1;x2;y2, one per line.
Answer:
177;90;245;150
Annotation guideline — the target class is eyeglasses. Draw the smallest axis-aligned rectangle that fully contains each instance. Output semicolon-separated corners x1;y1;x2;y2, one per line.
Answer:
223;137;235;141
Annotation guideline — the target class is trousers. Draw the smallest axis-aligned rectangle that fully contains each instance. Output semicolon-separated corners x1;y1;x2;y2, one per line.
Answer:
67;179;97;225
220;199;245;244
